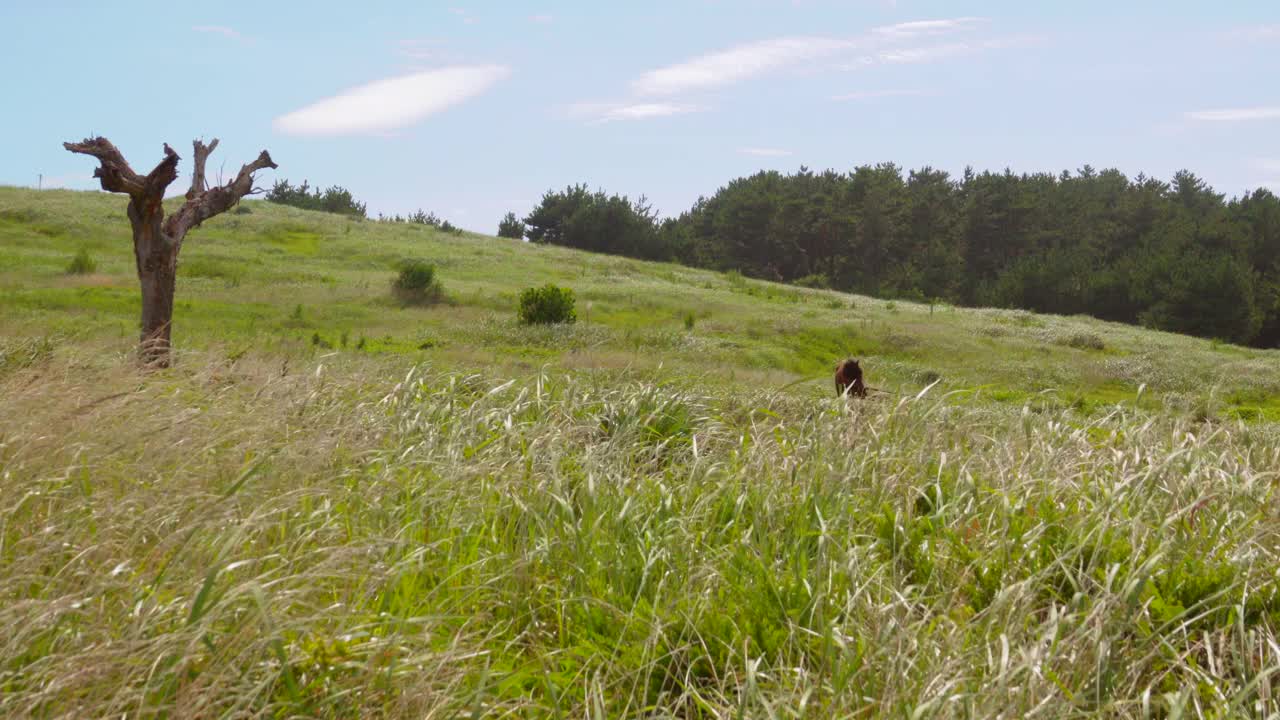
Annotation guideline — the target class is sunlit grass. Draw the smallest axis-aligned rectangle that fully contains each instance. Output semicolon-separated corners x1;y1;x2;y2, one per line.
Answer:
3;187;1280;716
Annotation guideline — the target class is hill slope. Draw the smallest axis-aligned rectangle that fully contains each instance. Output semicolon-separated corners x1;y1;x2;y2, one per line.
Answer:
2;187;1280;717
3;187;1278;416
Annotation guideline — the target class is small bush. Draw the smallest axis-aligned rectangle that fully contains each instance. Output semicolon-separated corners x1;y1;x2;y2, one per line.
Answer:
498;212;526;240
683;311;696;331
439;220;464;235
232;204;253;215
1059;332;1106;351
66;248;97;275
518;284;576;325
393;260;445;306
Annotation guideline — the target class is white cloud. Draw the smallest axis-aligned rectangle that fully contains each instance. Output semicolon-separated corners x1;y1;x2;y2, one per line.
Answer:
873;18;984;40
193;25;243;41
530;14;553;24
738;147;793;157
633;36;857;96
875;42;972;64
274;65;510;137
831;89;931;101
575;17;1020;121
843;35;1044;69
629;18;1002;96
570;101;702;123
1185;107;1280;122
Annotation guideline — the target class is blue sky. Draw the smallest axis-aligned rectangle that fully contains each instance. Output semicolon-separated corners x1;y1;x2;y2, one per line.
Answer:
2;1;1278;233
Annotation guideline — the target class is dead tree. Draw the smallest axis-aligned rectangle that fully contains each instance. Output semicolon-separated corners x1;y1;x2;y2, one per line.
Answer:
64;137;276;367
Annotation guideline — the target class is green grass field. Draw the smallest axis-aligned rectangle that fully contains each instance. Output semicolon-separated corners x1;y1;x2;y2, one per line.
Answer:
3;186;1280;717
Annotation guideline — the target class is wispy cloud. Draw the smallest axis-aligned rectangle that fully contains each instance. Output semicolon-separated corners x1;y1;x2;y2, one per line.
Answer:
633;36;855;96
629;18;1005;96
570;101;702;123
872;18;984;40
831;89;931;101
274;65;510;137
193;25;244;41
576;17;1020;123
530;14;553;24
842;35;1044;69
1185;107;1280;122
738;147;793;157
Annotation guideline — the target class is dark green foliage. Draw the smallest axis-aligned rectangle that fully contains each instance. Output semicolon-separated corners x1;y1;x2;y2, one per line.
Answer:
497;212;526;240
683;311;696;331
65;248;96;275
527;168;1280;348
393;260;444;306
266;180;367;218
524;185;669;260
518;284;576;325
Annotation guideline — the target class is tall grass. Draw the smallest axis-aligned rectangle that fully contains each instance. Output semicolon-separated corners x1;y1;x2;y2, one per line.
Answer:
2;346;1278;717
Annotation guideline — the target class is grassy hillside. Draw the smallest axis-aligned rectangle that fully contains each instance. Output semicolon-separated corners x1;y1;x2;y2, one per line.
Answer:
2;186;1280;717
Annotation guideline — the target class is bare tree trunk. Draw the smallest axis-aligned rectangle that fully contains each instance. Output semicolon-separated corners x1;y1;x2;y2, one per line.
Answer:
64;136;275;368
129;199;178;366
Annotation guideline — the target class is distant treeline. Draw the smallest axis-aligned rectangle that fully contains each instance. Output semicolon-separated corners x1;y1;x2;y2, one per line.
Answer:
522;167;1280;348
266;180;367;219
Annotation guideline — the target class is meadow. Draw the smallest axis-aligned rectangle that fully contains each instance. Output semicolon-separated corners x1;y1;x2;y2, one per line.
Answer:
2;186;1280;717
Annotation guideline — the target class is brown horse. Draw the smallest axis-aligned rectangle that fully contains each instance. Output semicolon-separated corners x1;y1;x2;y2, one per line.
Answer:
835;358;867;398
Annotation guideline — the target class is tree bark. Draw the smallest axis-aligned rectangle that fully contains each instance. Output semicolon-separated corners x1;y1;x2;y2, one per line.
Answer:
187;138;219;199
129;198;178;366
64;136;275;368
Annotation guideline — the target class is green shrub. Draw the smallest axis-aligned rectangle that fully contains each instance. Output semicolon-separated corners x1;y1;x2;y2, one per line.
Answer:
1059;332;1106;351
66;248;97;275
393;260;445;306
518;284;576;325
683;311;696;331
497;212;526;240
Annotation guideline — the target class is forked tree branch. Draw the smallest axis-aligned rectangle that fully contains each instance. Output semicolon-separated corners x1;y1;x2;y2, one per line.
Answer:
164;149;277;241
62;137;180;201
187;138;220;199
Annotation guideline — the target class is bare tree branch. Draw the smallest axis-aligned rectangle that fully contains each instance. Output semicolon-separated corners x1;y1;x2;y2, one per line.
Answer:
164;149;277;241
144;143;181;199
62;137;180;200
63;137;146;196
187;138;220;199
